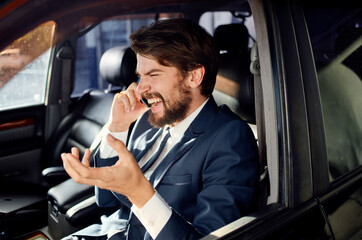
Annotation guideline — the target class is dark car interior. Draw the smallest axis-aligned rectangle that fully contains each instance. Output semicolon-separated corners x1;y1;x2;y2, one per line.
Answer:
0;1;270;239
1;0;361;239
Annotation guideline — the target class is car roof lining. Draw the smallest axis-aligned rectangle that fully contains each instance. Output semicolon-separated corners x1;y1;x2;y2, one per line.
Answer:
0;0;251;50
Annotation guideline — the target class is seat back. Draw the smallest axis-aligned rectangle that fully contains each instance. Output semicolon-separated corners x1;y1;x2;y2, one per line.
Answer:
43;46;137;169
213;23;255;125
213;24;269;210
46;46;138;239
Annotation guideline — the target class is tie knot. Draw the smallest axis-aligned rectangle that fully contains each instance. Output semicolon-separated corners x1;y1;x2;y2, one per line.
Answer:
164;127;171;138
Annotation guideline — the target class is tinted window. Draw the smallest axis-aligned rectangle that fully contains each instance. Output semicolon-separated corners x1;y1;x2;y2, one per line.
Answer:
0;22;55;110
304;7;362;180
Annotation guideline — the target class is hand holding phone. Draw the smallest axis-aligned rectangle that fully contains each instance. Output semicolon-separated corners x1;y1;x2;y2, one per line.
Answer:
108;82;148;132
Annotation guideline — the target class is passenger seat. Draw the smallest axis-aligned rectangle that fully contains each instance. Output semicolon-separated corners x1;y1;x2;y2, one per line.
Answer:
213;23;269;210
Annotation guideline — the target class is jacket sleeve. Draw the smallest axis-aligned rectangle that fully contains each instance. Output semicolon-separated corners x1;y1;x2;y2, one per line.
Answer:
155;120;259;240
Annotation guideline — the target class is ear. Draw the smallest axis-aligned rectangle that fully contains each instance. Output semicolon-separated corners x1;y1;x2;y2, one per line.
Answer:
188;65;205;89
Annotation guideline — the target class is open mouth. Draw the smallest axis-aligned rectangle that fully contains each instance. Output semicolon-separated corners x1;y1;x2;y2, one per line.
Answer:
141;93;164;112
140;97;162;108
147;97;163;111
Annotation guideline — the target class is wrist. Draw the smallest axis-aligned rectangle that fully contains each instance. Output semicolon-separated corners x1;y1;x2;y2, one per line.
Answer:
108;122;129;132
128;177;155;208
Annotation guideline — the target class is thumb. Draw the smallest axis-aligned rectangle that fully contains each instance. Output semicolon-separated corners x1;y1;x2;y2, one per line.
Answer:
106;134;129;158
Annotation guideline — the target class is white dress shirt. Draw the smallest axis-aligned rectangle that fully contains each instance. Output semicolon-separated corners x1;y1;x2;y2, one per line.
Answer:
99;99;208;239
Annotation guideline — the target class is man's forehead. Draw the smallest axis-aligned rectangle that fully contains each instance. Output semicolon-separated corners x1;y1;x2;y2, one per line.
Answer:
136;54;174;75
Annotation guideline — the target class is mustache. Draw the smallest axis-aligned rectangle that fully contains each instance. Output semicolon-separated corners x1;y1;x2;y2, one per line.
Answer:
142;92;164;102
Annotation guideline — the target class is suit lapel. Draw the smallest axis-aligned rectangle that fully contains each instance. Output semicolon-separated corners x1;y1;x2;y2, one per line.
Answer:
149;97;220;188
150;133;197;188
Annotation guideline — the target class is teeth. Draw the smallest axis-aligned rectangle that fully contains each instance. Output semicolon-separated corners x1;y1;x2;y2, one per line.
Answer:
147;98;162;104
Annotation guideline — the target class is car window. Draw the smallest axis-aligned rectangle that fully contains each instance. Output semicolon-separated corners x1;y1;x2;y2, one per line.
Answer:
199;11;256;48
72;12;257;97
72;14;183;96
0;21;55;111
304;7;362;180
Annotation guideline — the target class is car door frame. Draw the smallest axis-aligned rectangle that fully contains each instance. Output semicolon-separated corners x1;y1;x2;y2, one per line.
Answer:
203;0;335;238
0;36;76;186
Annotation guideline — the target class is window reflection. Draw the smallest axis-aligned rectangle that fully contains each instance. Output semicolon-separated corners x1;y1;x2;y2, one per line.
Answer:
0;21;55;110
305;8;362;180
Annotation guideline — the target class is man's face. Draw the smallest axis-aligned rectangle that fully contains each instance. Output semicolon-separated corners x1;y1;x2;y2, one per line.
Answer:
136;55;192;128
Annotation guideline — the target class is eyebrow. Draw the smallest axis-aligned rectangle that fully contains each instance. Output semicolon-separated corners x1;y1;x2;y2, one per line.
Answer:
136;69;163;77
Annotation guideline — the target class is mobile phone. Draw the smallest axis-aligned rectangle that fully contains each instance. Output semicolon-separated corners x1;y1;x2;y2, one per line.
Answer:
140;98;151;108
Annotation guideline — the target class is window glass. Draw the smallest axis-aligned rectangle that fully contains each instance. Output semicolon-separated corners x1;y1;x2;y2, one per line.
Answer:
72;12;257;97
304;7;362;180
73;14;184;96
199;11;256;48
0;21;55;110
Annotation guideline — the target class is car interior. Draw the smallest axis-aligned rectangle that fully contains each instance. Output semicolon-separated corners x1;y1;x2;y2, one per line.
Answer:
0;2;271;239
1;0;361;239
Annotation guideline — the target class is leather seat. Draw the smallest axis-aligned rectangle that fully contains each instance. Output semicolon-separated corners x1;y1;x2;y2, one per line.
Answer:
213;23;268;210
46;46;138;239
43;46;138;185
213;23;255;124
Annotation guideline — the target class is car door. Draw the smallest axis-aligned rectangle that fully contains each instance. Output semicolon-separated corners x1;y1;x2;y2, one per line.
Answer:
0;21;67;187
302;3;362;239
203;0;361;239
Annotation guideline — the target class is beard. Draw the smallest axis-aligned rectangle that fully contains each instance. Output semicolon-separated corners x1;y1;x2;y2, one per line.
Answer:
147;80;192;128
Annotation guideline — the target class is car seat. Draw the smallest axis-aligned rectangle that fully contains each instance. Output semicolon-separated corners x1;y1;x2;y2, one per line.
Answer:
45;46;138;239
42;46;137;186
213;23;268;210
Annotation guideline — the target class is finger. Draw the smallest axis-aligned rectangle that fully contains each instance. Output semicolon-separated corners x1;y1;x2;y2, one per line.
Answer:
106;134;130;159
128;89;138;110
114;91;131;112
61;153;82;180
128;82;142;100
61;153;70;171
82;148;91;167
64;153;95;182
64;153;112;188
119;94;131;112
71;147;79;159
128;82;138;92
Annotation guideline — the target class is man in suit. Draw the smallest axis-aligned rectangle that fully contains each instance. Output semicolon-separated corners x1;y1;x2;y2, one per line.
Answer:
61;18;259;240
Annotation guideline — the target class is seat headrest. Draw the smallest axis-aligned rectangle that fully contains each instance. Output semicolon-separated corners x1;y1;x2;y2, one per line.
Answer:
213;24;255;124
99;46;138;88
214;24;249;53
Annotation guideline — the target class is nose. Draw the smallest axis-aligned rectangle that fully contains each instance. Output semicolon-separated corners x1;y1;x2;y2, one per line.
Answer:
136;77;150;96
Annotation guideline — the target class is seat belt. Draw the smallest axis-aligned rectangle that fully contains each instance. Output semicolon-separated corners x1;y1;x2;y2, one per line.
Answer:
56;41;74;117
250;42;269;209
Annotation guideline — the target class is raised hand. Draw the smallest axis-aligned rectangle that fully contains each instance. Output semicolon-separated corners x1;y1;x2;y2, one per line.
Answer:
61;134;155;208
108;82;148;132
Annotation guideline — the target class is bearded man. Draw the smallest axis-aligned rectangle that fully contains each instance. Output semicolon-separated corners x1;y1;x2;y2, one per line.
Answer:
61;18;259;240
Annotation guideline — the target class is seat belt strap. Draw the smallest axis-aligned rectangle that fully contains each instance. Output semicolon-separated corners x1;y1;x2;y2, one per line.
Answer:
56;41;74;117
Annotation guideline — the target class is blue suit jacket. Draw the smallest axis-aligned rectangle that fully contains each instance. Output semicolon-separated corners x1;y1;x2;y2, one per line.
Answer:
94;97;259;240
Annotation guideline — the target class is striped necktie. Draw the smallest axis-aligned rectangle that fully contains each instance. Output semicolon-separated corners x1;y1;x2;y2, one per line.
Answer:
140;128;171;173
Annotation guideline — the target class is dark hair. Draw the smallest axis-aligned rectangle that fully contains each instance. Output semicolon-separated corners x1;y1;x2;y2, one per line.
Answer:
130;18;219;97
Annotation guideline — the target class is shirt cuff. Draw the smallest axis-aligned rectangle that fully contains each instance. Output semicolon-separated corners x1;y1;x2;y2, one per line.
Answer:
99;128;128;158
131;191;172;239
